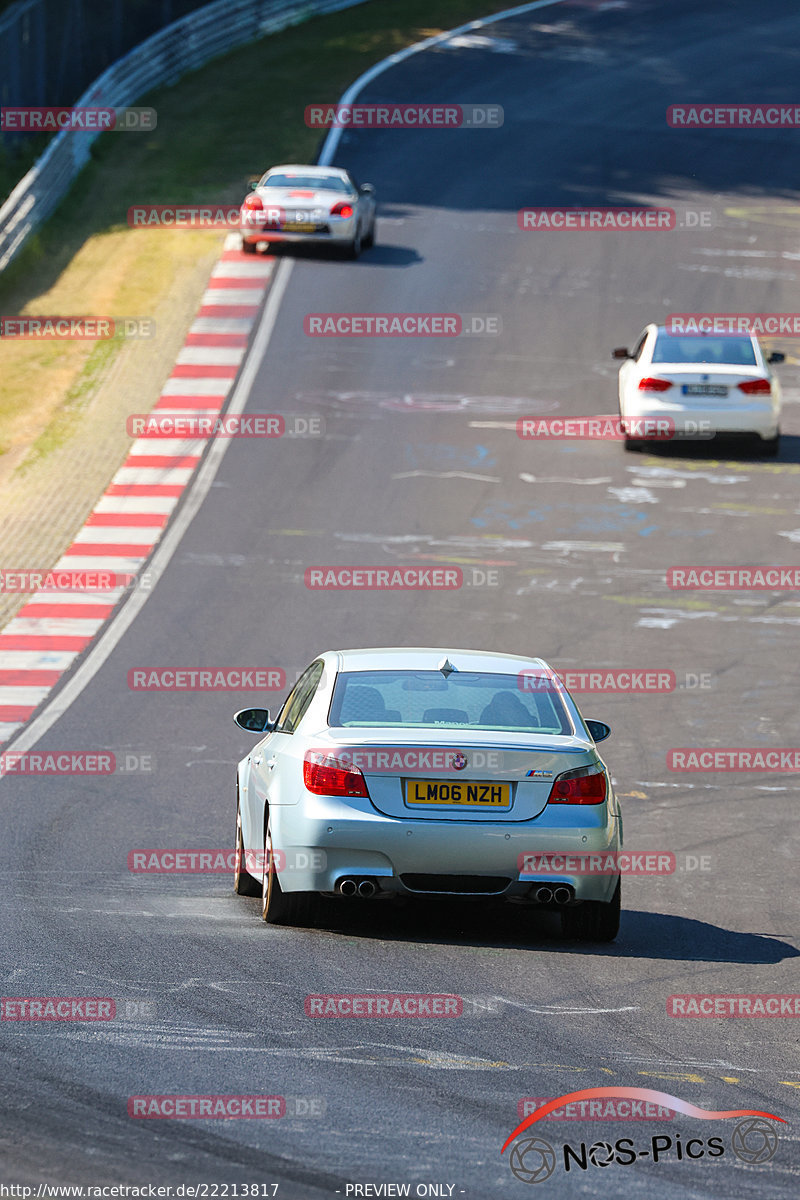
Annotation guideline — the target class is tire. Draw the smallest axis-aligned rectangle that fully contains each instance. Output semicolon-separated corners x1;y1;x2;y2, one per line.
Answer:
234;800;260;896
260;819;318;927
561;878;621;943
761;432;780;457
241;238;257;255
346;226;362;259
362;218;375;249
619;409;640;452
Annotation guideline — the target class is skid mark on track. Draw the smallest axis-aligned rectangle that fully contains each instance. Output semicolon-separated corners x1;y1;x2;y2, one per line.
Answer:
295;391;550;416
608;486;659;504
519;473;611;485
391;471;500;483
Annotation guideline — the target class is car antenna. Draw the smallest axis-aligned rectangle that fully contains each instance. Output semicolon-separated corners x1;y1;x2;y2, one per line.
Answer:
438;657;456;677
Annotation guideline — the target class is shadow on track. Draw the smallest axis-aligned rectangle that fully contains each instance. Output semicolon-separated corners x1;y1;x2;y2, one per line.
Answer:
298;896;798;964
253;241;422;266
625;433;800;464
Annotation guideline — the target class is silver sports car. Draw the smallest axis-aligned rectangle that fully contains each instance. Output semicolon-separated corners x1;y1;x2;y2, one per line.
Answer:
239;164;376;257
233;648;622;941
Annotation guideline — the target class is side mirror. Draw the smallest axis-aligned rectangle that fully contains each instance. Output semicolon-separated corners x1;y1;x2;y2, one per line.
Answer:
612;347;630;360
249;179;260;191
585;719;611;743
360;183;376;195
768;351;785;364
234;707;273;733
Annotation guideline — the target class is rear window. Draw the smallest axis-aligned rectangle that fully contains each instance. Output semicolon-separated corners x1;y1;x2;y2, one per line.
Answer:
263;172;353;193
652;333;757;366
329;671;573;735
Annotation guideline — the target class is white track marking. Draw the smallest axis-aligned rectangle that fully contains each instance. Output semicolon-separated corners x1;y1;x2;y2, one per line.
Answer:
70;526;162;546
4;616;107;637
160;377;230;395
190;317;253;335
0;686;52;706
175;346;244;366
210;261;274;279
94;496;179;515
23;592;116;607
54;555;150;574
0;651;79;670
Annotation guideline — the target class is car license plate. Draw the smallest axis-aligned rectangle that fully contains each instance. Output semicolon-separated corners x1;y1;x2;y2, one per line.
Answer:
682;384;728;396
406;780;511;807
283;221;316;232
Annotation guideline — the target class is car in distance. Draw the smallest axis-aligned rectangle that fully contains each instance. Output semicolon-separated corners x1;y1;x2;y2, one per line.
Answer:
239;164;376;257
614;323;783;453
233;648;622;942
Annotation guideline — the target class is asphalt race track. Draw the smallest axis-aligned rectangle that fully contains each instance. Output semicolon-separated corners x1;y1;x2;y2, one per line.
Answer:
1;0;799;1194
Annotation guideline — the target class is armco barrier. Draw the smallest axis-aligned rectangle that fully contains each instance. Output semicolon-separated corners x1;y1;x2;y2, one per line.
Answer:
0;0;368;271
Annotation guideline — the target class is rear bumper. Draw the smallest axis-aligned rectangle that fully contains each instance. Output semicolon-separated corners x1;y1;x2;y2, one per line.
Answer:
269;799;622;903
240;218;356;247
622;399;780;440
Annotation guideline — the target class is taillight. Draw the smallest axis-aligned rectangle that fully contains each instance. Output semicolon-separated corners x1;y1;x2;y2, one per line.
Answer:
330;202;354;218
547;766;607;805
303;750;368;798
638;377;672;392
243;193;263;210
738;378;772;395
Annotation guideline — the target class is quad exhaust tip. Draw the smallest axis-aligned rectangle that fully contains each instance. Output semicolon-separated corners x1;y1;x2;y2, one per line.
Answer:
534;884;574;905
337;877;377;897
